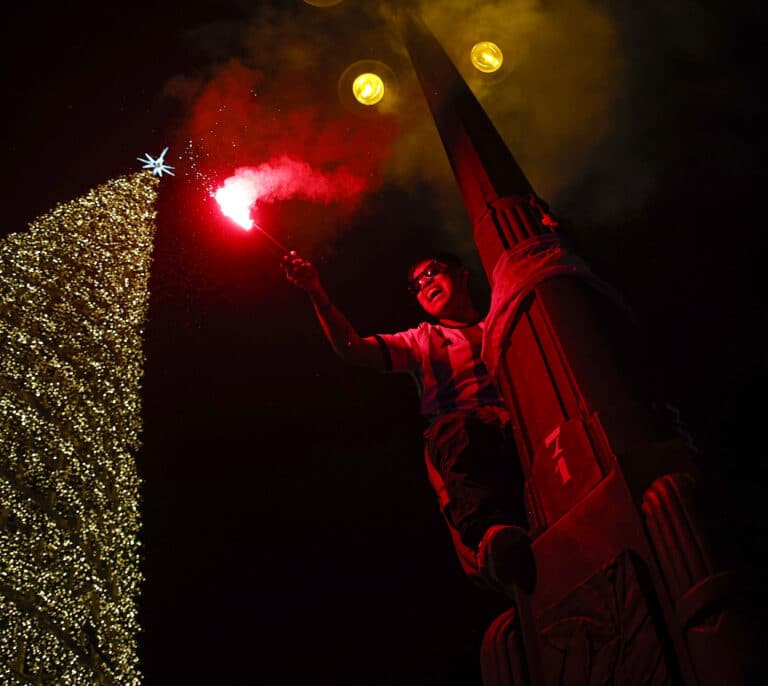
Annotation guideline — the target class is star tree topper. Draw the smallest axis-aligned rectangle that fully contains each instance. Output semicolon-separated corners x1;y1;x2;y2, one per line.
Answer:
137;147;175;177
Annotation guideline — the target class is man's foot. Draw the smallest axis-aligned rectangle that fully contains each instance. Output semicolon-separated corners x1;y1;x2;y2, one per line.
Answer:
476;524;536;595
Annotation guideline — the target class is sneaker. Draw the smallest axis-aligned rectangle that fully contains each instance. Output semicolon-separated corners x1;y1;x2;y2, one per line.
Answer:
476;524;536;595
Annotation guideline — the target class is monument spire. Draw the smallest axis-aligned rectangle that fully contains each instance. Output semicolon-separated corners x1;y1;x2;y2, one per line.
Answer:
398;10;553;276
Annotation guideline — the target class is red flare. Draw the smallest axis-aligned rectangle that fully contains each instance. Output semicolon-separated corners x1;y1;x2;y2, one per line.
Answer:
214;176;257;230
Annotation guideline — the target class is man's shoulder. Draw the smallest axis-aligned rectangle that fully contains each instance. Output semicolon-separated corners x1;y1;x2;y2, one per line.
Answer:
394;320;435;336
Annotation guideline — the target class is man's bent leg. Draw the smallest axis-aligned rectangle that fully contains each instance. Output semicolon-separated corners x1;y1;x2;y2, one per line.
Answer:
425;409;527;550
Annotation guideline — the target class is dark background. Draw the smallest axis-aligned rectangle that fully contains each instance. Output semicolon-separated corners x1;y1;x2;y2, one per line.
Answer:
1;1;765;683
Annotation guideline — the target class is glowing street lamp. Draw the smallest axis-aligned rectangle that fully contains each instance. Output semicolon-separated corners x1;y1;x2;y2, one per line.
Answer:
352;73;384;105
471;41;503;73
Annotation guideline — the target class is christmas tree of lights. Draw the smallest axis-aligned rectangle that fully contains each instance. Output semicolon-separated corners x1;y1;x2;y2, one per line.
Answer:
0;170;159;684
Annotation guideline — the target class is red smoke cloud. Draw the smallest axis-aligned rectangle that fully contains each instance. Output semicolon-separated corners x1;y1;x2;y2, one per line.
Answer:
215;156;368;230
178;59;399;221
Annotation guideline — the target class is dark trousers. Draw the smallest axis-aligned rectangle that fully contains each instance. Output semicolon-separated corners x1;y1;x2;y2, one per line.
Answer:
424;407;527;550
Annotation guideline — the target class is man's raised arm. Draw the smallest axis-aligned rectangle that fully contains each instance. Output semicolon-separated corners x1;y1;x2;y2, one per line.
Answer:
282;251;386;371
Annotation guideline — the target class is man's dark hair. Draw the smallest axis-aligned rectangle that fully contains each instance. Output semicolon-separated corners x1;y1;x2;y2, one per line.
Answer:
407;251;467;283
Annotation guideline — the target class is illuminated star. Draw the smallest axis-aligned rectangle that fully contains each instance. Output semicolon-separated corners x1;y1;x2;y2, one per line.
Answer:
137;147;175;177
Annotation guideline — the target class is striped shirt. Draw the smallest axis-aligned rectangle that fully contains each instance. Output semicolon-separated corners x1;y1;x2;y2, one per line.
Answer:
374;320;505;419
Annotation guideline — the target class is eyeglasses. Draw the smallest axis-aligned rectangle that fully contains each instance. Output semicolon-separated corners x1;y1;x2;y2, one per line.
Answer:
408;260;449;294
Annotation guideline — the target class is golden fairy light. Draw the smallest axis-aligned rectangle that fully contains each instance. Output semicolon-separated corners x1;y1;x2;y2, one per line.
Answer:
471;41;504;73
0;171;158;684
352;72;384;105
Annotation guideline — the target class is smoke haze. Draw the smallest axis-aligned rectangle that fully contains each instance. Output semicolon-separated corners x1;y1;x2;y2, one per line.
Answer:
161;0;752;249
163;2;621;243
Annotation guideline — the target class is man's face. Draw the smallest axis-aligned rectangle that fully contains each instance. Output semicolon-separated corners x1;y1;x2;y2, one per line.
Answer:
410;259;465;319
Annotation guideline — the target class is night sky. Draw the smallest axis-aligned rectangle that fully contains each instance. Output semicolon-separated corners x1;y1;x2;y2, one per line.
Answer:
2;1;765;684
